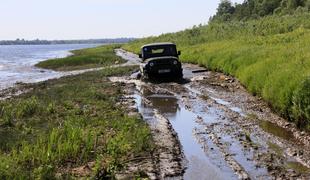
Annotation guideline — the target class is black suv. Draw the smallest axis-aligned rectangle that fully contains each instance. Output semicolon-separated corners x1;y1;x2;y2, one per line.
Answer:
139;42;183;79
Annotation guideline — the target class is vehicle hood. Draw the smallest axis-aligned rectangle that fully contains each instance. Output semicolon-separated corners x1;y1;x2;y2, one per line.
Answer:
144;56;179;63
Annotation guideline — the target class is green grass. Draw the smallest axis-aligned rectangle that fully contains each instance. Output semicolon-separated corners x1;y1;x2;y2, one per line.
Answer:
36;44;124;71
123;13;310;131
0;46;153;178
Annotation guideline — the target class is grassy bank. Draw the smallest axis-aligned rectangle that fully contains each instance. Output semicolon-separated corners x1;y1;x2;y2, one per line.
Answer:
0;46;153;178
123;13;310;130
36;44;124;71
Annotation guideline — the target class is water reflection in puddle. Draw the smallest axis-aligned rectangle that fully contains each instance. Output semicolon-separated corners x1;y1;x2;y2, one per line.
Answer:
212;98;231;106
286;161;310;174
230;107;246;117
148;95;179;115
259;121;294;140
134;88;237;180
169;107;235;180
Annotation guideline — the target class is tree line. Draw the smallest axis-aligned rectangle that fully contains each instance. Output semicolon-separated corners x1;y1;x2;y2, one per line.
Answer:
212;0;310;21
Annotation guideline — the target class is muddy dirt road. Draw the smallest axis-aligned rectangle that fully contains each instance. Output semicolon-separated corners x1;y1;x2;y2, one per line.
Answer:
112;49;310;180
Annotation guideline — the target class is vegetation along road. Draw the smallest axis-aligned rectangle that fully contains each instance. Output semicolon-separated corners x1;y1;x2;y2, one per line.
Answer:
1;44;310;179
0;45;153;179
1;0;310;179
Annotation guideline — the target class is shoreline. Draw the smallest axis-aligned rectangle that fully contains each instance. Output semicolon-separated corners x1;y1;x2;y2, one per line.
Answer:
0;44;103;92
0;45;155;179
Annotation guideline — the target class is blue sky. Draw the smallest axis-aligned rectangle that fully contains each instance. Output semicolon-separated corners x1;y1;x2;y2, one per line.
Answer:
0;0;243;40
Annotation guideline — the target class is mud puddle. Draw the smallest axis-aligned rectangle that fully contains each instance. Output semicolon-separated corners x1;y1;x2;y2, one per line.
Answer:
135;88;237;180
110;50;310;179
259;120;295;140
111;77;270;179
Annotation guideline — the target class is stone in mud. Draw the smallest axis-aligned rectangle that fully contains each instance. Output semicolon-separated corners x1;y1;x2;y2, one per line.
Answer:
219;75;226;81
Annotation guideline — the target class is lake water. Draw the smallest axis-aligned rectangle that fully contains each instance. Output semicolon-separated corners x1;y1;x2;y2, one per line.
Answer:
0;44;101;90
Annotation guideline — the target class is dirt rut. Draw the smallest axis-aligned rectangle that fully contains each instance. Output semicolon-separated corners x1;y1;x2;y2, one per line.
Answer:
110;49;310;180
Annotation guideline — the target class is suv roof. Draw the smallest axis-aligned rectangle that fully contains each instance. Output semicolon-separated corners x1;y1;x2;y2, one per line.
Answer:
141;42;176;48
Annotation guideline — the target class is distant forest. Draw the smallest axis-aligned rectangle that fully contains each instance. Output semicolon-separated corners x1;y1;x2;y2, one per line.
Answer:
0;38;135;45
212;0;310;21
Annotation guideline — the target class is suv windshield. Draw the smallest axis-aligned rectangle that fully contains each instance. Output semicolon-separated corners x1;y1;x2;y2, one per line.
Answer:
143;45;177;59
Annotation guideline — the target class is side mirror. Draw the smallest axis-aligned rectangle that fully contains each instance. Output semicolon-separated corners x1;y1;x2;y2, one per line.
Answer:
138;54;142;58
178;51;181;56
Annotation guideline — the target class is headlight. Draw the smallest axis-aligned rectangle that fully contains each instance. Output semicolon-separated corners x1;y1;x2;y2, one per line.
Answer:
173;60;178;65
149;62;154;67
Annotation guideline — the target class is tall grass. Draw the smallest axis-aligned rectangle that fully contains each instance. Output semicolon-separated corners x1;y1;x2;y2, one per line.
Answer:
0;54;153;177
123;13;310;130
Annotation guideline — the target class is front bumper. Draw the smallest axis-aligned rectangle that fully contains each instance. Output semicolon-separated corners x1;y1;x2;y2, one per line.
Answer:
144;65;183;78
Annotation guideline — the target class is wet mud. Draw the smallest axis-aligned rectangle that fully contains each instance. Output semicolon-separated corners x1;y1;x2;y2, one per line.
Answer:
110;50;310;179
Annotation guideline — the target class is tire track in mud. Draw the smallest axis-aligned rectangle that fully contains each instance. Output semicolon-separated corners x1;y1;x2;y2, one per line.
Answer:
187;74;310;174
111;49;310;179
136;91;185;179
109;78;185;179
182;88;268;179
111;77;261;179
152;82;265;179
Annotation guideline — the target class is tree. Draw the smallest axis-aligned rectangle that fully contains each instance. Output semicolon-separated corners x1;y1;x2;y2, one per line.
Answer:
217;0;235;15
287;0;300;9
261;0;282;15
214;0;235;21
211;0;310;22
306;0;310;10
